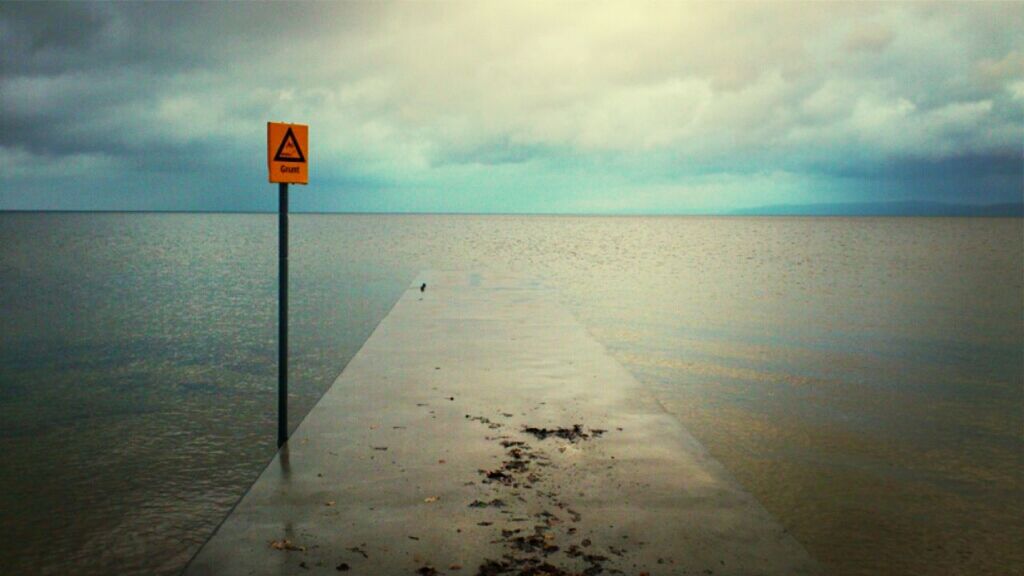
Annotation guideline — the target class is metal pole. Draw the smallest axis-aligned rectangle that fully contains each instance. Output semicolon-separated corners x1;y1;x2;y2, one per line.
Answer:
278;182;289;447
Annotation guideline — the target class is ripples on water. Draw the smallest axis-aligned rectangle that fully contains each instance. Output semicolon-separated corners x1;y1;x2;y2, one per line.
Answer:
0;213;1021;575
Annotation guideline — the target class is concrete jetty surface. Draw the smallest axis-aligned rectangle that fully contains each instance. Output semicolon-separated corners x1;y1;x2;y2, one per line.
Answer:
184;271;817;576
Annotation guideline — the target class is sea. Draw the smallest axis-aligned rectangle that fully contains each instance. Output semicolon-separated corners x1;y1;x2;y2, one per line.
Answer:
0;212;1021;576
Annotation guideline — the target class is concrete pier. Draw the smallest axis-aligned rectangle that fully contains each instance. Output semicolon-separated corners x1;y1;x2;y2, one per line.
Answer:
184;270;817;575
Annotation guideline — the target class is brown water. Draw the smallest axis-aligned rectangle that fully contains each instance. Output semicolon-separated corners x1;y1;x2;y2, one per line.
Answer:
0;213;1021;575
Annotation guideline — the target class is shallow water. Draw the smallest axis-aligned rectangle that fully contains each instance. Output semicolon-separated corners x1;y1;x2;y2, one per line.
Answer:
0;213;1021;575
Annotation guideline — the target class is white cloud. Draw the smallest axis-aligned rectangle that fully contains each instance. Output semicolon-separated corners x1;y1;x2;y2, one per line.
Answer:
844;22;896;54
276;2;1021;164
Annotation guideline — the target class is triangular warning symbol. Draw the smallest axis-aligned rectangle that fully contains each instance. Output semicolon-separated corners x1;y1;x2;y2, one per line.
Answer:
274;127;306;163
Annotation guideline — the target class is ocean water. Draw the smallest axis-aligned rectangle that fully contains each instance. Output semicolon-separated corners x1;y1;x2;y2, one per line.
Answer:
0;212;1020;575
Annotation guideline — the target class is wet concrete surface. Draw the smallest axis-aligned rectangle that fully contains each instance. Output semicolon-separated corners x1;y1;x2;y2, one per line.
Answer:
183;270;818;575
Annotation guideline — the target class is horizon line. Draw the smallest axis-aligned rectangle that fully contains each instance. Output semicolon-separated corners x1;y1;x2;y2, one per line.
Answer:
2;209;1022;218
2;199;1023;218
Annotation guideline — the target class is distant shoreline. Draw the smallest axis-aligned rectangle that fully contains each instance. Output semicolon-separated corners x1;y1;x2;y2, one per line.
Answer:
2;206;1022;218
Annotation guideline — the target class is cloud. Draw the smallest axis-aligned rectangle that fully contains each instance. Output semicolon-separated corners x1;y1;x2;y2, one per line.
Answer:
1;2;1022;212
844;22;896;53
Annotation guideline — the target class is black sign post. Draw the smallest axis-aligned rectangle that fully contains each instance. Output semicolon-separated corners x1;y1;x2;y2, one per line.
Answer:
268;121;306;449
276;181;288;446
278;182;289;447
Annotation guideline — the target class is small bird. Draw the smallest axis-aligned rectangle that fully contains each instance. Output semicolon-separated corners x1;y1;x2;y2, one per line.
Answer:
420;283;426;292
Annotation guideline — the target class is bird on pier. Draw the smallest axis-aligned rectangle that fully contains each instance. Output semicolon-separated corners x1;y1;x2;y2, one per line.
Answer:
420;283;426;292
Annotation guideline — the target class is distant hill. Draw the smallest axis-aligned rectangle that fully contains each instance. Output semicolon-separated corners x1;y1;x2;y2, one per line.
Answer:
730;201;1024;217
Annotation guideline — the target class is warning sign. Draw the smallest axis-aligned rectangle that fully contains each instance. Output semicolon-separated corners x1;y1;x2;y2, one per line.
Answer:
267;122;308;184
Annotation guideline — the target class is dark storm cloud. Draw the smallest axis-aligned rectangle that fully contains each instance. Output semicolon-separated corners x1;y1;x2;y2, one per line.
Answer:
2;4;217;162
1;3;208;76
1;3;383;74
0;3;387;163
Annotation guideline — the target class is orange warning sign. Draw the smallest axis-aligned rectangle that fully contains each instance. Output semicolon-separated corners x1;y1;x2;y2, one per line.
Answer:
267;122;309;184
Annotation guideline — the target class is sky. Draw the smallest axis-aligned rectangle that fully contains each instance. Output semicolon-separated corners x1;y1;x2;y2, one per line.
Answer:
1;2;1022;214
